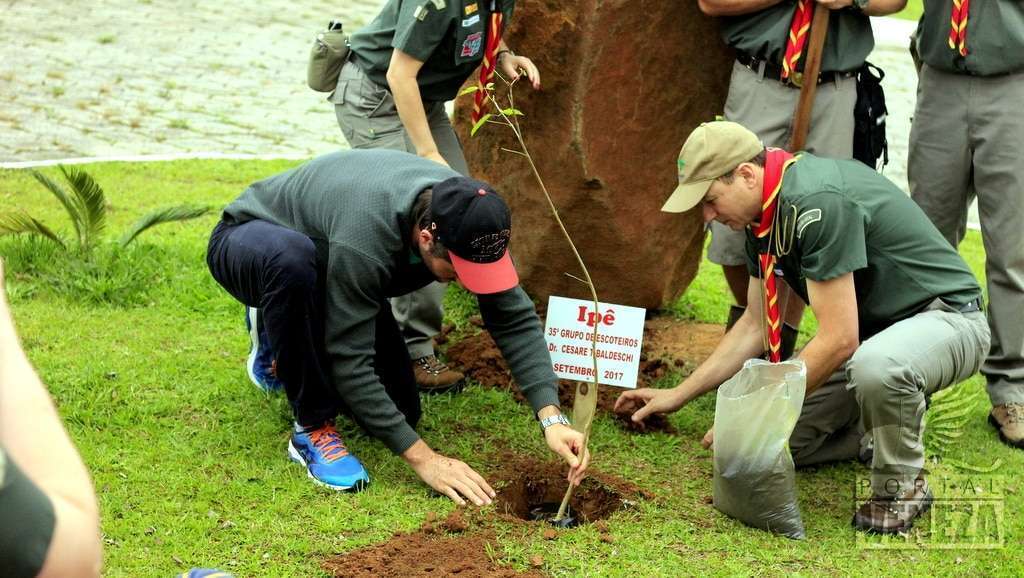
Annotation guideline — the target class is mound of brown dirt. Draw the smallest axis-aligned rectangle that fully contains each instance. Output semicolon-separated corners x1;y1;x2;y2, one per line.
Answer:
445;316;724;434
323;531;542;578
489;453;648;525
641;318;723;367
322;455;648;577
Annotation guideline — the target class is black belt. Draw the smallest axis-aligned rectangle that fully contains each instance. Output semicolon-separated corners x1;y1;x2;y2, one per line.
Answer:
955;297;983;314
735;52;855;88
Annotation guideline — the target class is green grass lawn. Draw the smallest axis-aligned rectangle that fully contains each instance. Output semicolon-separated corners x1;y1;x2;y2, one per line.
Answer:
0;159;1020;577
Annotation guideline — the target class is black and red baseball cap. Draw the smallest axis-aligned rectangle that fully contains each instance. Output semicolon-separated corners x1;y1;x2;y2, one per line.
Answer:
430;177;518;294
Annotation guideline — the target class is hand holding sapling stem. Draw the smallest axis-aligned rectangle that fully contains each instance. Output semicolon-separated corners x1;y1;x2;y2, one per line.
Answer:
540;404;591;486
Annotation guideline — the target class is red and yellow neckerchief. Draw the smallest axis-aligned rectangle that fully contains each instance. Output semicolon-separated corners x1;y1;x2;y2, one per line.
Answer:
753;148;799;362
470;1;504;125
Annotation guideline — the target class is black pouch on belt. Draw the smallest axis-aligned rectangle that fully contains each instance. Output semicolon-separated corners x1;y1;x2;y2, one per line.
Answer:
852;61;889;171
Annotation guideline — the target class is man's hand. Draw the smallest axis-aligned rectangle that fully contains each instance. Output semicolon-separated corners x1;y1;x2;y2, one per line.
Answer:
403;441;494;506
613;387;686;425
543;423;590;486
499;53;541;90
701;427;714;450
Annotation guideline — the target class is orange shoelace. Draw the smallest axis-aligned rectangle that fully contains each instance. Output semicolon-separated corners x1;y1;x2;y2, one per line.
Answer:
309;424;350;463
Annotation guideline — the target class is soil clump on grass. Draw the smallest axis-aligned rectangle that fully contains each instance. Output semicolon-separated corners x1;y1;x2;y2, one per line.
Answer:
446;316;723;434
322;528;542;578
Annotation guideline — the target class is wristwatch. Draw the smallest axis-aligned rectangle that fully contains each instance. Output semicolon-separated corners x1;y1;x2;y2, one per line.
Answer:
540;413;570;431
853;0;870;12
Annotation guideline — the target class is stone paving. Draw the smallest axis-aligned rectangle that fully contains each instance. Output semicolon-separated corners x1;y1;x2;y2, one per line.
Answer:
0;4;976;223
0;0;387;162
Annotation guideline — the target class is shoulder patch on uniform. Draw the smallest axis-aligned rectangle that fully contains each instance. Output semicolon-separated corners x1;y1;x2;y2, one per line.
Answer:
796;208;822;239
461;31;483;57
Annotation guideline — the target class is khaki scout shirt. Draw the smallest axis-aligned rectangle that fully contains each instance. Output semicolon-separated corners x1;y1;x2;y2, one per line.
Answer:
349;0;516;102
916;0;1024;76
720;2;874;73
744;154;981;340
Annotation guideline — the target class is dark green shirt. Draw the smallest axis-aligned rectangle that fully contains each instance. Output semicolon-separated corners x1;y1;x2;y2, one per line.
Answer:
746;154;981;340
350;0;516;102
0;448;56;578
916;0;1024;76
222;150;560;454
720;2;873;73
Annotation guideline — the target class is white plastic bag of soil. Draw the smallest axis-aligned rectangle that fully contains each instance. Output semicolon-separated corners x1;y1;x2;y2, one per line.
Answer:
712;359;807;539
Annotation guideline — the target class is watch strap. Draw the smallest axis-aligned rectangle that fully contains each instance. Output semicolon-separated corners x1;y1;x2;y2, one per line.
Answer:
540;413;570;430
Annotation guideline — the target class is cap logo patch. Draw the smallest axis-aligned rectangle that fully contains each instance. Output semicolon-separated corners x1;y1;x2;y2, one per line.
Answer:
468;229;510;263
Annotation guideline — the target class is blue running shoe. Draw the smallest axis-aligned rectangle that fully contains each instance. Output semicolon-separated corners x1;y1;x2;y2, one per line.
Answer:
177;570;234;578
288;422;370;491
245;306;283;393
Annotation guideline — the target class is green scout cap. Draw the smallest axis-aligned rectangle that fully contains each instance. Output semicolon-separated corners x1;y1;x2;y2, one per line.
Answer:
661;121;764;213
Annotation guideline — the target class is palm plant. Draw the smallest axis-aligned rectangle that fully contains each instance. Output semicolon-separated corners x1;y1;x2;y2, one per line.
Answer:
925;383;1002;472
0;165;209;254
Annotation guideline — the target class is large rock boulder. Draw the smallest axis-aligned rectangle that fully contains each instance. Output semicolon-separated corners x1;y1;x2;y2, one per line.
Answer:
455;0;733;309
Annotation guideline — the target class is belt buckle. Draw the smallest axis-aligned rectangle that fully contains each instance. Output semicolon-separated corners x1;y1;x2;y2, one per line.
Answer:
788;71;804;88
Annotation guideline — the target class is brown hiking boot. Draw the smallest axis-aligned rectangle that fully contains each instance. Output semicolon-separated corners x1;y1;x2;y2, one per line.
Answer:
414;355;465;394
989;403;1024;449
852;476;932;534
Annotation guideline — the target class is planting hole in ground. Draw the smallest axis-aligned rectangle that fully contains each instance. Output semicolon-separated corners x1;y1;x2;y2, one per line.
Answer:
491;455;644;526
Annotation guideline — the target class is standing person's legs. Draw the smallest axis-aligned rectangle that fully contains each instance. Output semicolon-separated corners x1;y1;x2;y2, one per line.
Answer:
366;299;423;431
971;71;1024;419
909;65;973;246
910;66;1024;445
333;62;464;387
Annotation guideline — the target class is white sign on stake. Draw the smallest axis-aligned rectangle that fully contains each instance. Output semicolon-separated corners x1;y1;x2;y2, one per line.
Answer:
543;296;646;389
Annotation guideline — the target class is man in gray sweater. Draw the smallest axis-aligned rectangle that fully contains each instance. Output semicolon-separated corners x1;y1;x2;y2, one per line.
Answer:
207;149;588;503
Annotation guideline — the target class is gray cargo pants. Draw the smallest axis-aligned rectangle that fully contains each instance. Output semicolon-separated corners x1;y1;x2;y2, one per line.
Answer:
789;299;990;496
909;64;1024;406
709;60;856;266
331;60;470;359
